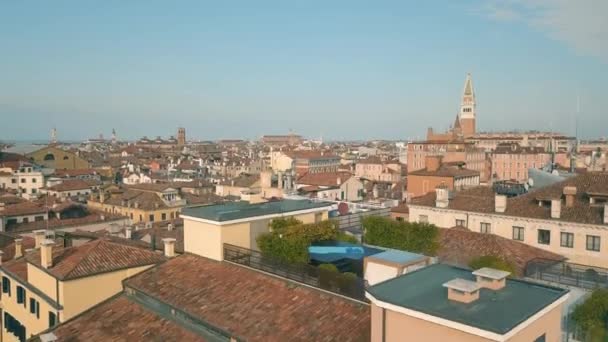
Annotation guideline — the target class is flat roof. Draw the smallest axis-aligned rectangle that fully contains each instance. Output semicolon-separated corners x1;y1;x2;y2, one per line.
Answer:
181;199;332;222
368;249;426;265
443;278;480;293
366;264;568;335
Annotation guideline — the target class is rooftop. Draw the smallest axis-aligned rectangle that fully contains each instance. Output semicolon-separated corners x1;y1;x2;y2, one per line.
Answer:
367;249;427;265
367;264;568;335
125;254;370;342
181;199;331;223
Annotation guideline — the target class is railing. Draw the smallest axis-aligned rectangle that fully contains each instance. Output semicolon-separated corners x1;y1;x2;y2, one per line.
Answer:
333;208;391;234
223;243;367;302
525;258;608;290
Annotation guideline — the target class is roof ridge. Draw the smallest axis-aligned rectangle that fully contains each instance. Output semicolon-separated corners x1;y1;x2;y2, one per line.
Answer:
62;239;104;279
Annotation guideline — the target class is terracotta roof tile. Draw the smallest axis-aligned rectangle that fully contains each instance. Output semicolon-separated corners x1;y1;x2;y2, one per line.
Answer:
297;171;352;187
125;254;370;342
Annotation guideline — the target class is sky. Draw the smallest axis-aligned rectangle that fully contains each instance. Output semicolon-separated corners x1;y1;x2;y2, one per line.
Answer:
1;0;607;141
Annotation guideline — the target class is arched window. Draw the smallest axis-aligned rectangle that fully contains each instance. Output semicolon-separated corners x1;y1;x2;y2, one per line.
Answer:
43;153;55;161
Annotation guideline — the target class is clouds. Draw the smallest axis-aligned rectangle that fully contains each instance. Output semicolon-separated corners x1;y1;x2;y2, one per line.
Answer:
476;0;608;62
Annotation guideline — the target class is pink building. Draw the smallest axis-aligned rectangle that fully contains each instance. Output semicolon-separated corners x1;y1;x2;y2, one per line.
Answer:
490;143;552;182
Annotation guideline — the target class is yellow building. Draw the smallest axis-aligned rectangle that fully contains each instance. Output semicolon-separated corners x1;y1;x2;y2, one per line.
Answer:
180;199;332;261
25;146;90;170
0;231;165;341
88;184;186;224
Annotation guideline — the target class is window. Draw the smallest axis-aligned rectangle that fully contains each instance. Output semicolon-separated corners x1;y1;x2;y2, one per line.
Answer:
587;235;601;252
11;179;16;184
16;286;26;306
512;226;524;241
23;217;29;223
149;214;154;222
560;232;574;248
396;217;404;222
48;311;57;327
480;222;491;234
161;213;167;221
538;229;551;245
32;178;37;183
419;215;428;223
455;219;466;227
43;153;55;161
30;298;40;318
31;188;37;194
35;216;43;221
63;156;69;160
2;276;11;295
20;178;25;183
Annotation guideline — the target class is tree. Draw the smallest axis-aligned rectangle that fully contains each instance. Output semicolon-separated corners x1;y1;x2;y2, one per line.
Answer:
468;256;516;275
362;216;439;256
572;289;608;341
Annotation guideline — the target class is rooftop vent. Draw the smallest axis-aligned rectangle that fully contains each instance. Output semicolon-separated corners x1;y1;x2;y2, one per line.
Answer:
435;184;449;208
551;199;561;219
472;267;510;290
494;194;507;213
443;278;480;304
563;186;577;208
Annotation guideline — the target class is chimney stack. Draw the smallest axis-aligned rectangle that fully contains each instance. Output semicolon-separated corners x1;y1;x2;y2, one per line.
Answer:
167;223;174;231
426;155;443;172
443;279;480;304
604;204;608;225
33;230;46;249
41;239;55;268
125;226;133;239
551;199;561;219
14;238;23;259
162;238;176;258
563;186;577;208
0;251;4;265
473;267;510;290
435;185;449;208
494;194;507;213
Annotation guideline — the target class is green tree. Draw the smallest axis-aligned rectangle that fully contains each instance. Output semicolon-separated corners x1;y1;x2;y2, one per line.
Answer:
572;289;608;342
468;256;516;275
362;216;439;256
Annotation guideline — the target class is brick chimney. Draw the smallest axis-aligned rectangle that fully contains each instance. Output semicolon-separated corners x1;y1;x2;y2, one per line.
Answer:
33;229;46;249
551;199;561;219
14;238;23;259
41;239;55;268
495;194;507;213
563;186;577;208
473;267;510;290
443;278;480;304
426;155;443;172
435;185;449;208
162;238;176;258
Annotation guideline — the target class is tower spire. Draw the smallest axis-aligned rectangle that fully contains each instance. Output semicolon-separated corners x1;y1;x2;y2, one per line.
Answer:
459;73;476;137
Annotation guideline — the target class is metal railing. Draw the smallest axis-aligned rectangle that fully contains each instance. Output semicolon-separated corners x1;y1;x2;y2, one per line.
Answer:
525;258;608;290
333;207;391;233
223;243;367;302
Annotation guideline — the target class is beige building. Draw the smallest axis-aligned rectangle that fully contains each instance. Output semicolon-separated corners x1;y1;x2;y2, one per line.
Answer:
409;172;608;268
0;233;165;341
0;164;44;199
25;146;90;170
296;171;364;202
355;157;402;183
180;199;332;261
407;155;480;198
367;264;568;342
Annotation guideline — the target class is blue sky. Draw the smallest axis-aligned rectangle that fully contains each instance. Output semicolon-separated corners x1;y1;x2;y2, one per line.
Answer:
1;0;607;141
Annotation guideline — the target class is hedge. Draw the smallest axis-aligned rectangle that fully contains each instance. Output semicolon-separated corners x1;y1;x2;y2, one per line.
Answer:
362;216;439;256
572;289;608;341
468;255;516;275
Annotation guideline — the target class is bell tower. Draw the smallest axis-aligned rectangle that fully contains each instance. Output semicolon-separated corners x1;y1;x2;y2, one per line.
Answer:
459;73;476;137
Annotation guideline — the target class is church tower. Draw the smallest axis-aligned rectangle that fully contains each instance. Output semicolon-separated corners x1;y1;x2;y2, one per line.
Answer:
177;127;186;146
459;73;476;137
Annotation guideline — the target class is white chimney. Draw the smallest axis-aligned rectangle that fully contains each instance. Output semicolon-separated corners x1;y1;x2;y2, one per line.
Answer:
604;204;608;225
167;223;174;231
551;199;561;219
435;186;449;208
162;238;176;258
125;226;133;239
33;229;46;249
0;251;4;265
495;194;507;213
41;239;55;268
14;238;23;259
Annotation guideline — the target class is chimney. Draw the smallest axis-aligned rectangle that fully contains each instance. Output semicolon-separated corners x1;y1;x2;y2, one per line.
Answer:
435;185;449;208
495;194;507;213
14;238;23;259
99;191;105;203
134;202;140;209
33;230;46;249
0;251;4;265
551;199;561;219
604;204;608;225
443;278;480;304
473;267;510;290
41;239;55;268
162;238;176;257
563;186;577;208
426;155;443;172
125;226;133;239
337;177;342;185
167;223;174;231
0;203;5;212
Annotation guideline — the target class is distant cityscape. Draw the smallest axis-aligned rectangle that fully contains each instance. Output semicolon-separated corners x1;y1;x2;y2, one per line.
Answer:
0;73;606;342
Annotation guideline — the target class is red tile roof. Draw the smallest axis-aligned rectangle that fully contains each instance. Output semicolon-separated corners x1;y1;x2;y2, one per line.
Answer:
53;169;98;177
0;202;46;217
297;171;353;187
44;179;92;192
25;238;166;280
125;254;370;342
48;294;206;341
